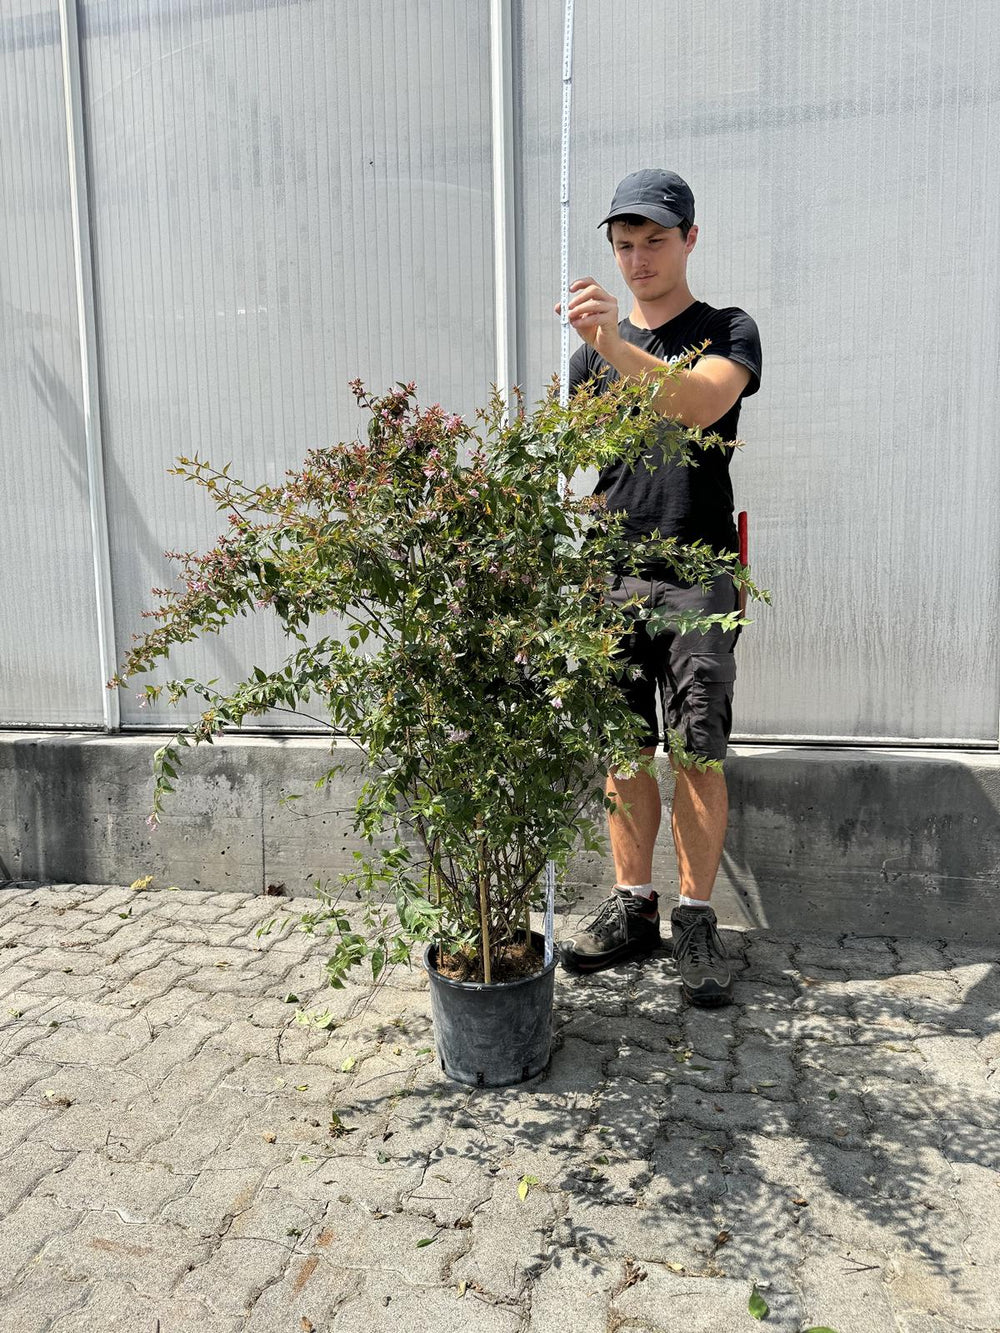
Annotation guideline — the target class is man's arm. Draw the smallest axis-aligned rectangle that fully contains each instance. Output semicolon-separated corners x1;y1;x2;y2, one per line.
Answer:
597;341;750;430
558;277;751;429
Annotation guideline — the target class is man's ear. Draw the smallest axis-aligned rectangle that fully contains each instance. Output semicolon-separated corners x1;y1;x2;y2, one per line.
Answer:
685;223;699;254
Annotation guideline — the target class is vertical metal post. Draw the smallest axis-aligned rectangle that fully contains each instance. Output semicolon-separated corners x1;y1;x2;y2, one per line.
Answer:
489;0;518;409
543;0;575;967
558;0;575;413
58;0;120;730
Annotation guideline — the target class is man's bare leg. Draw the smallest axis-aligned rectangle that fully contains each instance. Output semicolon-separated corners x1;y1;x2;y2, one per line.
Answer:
606;746;660;886
671;762;728;900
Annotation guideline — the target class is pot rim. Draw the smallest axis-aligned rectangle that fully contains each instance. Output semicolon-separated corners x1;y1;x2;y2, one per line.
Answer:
423;929;558;992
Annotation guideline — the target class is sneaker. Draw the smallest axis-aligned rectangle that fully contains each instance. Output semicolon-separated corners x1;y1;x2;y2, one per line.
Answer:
560;889;662;973
670;903;733;1006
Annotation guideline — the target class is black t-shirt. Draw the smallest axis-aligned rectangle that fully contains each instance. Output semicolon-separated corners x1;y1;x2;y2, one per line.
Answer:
568;300;762;566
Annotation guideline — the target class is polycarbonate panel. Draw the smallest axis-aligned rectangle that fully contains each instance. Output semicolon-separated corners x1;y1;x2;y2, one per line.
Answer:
80;0;495;728
0;4;104;726
518;0;1000;743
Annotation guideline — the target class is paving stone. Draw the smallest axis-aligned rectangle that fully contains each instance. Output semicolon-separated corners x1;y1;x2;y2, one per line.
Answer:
449;1168;561;1297
16;1024;146;1068
0;1270;90;1333
667;1085;796;1136
267;1148;426;1214
610;1263;802;1332
796;1238;899;1333
159;1164;267;1234
142;1092;252;1172
0;1139;76;1214
0;1197;82;1288
402;1128;497;1226
240;1252;362;1332
331;1278;523;1332
49;1282;242;1332
524;1247;612;1332
34;1152;186;1223
0;964;45;1000
551;1198;721;1273
732;1034;796;1098
171;1235;294;1315
647;1128;731;1205
539;1034;609;1096
113;958;200;1001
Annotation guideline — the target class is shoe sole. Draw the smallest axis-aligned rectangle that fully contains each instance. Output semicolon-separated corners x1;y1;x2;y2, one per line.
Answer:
681;982;733;1007
560;936;664;974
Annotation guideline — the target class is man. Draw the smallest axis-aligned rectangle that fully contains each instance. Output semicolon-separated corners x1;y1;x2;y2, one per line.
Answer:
556;169;762;1006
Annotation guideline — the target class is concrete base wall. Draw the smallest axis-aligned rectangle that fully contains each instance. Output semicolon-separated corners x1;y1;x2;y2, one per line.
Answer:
2;731;999;942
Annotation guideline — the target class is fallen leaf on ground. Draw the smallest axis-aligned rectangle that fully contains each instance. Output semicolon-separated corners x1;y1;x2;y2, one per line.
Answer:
748;1285;769;1320
517;1174;540;1201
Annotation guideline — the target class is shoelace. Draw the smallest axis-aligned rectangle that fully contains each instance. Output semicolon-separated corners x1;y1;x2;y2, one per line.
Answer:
673;916;721;970
583;894;624;944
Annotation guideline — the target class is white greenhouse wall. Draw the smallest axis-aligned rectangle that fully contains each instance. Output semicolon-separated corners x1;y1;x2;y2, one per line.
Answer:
2;0;999;745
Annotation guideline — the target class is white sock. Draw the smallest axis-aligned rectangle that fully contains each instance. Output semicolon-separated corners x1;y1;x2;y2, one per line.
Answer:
616;883;656;900
678;893;709;908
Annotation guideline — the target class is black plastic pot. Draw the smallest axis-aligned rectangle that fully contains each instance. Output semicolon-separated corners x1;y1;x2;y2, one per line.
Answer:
424;929;557;1087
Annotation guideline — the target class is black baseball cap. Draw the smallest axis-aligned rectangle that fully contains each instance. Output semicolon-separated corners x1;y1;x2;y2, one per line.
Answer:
597;169;695;230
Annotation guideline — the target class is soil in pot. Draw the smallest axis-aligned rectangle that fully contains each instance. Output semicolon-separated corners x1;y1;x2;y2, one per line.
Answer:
436;938;544;984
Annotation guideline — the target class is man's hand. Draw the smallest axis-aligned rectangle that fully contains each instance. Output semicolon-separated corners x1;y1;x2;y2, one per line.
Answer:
554;277;622;354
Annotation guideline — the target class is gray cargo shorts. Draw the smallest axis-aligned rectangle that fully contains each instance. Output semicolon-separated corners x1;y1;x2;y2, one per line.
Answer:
607;572;740;761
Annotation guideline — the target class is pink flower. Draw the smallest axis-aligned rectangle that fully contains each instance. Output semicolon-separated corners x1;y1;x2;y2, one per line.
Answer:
448;728;470;742
146;813;159;830
552;697;563;710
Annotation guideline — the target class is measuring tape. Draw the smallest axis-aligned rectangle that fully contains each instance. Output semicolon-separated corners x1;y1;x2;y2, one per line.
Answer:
544;0;575;968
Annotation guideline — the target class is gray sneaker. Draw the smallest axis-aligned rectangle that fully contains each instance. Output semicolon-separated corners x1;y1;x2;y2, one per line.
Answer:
670;904;733;1006
560;889;662;973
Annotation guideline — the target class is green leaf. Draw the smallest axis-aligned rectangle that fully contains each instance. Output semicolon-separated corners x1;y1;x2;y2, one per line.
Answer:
282;993;300;1003
416;1236;437;1248
517;1174;540;1201
341;1056;356;1072
748;1286;769;1320
802;1328;840;1332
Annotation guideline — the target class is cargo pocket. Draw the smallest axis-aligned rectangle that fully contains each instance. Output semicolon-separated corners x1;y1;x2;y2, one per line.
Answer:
684;653;737;760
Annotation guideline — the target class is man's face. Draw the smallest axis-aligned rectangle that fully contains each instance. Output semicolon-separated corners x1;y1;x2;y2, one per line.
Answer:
610;218;697;300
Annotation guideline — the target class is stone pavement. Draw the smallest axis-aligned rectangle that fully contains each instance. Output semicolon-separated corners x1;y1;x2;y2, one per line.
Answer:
0;884;998;1333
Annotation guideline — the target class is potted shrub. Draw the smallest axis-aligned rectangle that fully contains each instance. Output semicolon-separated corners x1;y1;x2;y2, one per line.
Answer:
111;369;759;1086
